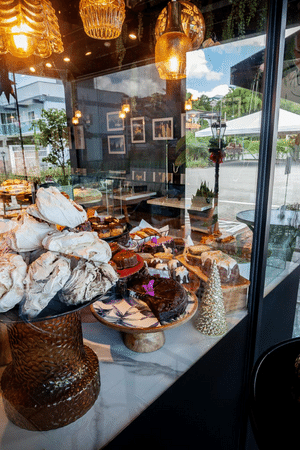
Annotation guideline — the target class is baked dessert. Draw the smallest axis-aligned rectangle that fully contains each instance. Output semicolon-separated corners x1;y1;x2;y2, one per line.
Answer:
42;230;112;263
188;244;211;255
173;237;185;254
131;227;160;240
128;275;188;323
112;250;138;269
5;211;56;253
186;245;212;267
59;261;119;305
109;223;124;236
0;253;27;313
174;266;190;284
109;242;122;256
27;186;87;228
95;225;110;238
142;236;174;254
200;250;240;284
21;251;71;319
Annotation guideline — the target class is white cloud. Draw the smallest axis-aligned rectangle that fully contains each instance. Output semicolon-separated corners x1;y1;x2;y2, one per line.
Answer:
187;49;223;80
187;84;230;99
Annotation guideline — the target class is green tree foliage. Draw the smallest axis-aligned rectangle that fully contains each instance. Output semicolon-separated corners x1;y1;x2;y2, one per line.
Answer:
217;87;262;118
175;131;210;168
34;109;70;184
192;95;212;111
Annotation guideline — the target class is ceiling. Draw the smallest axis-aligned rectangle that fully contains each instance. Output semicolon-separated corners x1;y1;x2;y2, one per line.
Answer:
1;0;299;82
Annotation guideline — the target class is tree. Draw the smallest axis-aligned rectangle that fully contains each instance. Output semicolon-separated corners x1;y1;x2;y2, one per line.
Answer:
34;109;70;184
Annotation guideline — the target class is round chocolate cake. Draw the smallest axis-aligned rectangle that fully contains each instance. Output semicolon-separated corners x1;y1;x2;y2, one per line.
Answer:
128;275;188;323
112;250;138;269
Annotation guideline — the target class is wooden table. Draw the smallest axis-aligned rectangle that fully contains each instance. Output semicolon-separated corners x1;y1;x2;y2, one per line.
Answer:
113;191;157;222
147;196;187;209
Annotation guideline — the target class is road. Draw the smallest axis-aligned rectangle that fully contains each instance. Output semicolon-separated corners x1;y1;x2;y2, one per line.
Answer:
186;160;300;222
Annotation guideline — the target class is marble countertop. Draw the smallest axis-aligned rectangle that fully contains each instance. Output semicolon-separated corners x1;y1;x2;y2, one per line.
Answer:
0;308;247;450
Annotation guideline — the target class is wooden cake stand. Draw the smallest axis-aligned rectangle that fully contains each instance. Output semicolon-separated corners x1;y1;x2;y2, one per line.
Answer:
0;296;101;431
91;292;198;353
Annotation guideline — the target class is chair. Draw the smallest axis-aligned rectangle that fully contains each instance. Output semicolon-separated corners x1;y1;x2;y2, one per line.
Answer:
249;338;300;449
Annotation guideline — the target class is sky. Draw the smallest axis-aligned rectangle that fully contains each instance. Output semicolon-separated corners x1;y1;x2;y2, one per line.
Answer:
11;26;300;100
186;26;300;99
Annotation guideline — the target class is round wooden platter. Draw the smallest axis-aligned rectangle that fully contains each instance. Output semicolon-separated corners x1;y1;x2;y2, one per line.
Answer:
90;292;198;353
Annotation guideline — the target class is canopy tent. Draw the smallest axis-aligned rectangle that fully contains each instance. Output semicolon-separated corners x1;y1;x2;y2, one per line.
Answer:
195;109;300;137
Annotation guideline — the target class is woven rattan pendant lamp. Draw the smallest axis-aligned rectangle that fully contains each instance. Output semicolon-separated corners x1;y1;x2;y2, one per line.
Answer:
79;0;125;40
0;0;63;58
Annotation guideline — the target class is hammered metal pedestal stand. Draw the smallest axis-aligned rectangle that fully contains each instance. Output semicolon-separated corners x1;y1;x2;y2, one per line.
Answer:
1;311;100;431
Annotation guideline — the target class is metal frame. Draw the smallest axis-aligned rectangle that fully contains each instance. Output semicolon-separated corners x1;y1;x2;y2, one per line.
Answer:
241;0;288;447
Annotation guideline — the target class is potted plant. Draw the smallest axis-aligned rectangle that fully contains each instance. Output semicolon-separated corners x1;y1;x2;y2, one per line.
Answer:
188;181;217;234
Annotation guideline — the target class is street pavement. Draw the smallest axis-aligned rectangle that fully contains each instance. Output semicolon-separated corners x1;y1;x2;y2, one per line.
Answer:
186;159;300;223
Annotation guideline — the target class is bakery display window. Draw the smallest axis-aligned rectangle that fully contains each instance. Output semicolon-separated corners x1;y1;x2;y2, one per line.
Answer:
1;0;300;448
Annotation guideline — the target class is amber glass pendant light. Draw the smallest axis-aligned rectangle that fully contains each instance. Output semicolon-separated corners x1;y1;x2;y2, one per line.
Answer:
79;0;125;40
155;0;205;51
0;0;63;58
155;0;192;80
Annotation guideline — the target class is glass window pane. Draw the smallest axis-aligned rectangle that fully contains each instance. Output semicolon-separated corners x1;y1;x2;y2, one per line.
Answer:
264;25;300;292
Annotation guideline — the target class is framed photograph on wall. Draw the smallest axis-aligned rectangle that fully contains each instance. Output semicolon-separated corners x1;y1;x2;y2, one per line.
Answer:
108;135;126;154
107;111;124;131
131;117;145;143
152;117;173;140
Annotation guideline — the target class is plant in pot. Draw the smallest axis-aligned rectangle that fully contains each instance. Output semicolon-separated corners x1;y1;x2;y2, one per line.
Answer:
188;181;217;234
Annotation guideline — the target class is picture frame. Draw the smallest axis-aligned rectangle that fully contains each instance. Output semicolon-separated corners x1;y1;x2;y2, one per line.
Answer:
152;117;173;140
74;125;85;149
108;135;126;154
131;117;146;143
107;111;124;131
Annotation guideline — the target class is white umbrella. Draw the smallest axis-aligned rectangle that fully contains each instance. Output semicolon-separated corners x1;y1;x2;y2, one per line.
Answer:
195;109;300;137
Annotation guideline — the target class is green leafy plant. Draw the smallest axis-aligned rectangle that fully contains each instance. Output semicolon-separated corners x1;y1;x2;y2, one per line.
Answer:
33;109;70;185
191;181;214;208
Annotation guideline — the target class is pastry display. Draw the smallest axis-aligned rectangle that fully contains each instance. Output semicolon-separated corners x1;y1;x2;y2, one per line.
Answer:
127;275;188;323
42;230;112;263
59;261;119;305
142;236;174;254
0;179;31;196
112;250;138;269
89;216;127;239
73;187;102;203
173;266;190;284
187;244;212;256
200;250;240;284
21;251;72;319
3;212;56;253
0;253;27;313
27;186;87;228
109;242;122;256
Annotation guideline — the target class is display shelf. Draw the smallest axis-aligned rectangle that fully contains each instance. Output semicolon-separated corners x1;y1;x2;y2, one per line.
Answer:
0;308;247;449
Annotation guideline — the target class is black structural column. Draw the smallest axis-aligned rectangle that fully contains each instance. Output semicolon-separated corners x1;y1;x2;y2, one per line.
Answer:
241;0;288;448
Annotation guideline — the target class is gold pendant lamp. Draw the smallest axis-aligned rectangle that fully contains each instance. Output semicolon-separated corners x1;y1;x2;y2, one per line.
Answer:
0;0;63;59
155;0;193;80
155;0;205;51
79;0;125;40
